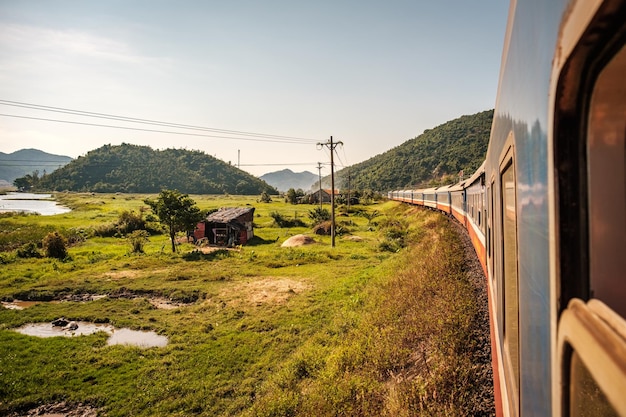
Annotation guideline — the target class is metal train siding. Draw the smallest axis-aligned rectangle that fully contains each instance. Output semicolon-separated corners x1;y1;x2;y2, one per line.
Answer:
389;0;626;415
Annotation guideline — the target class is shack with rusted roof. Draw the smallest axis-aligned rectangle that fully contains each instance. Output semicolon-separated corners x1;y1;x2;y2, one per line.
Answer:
194;207;255;246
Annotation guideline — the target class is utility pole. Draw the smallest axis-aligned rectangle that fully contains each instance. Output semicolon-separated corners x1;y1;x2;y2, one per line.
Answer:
317;136;343;247
347;168;351;211
316;162;323;210
238;150;240;169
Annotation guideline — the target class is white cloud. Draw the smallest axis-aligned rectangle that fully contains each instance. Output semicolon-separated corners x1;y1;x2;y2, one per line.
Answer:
0;24;144;64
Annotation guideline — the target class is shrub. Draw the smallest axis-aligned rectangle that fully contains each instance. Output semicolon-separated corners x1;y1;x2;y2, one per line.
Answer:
93;223;118;237
270;211;307;228
117;209;146;234
308;207;331;225
127;230;150;253
259;191;272;203
16;242;42;258
377;216;409;252
42;232;68;259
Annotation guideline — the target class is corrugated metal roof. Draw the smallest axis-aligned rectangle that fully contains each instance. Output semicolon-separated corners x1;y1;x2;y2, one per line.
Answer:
205;207;254;223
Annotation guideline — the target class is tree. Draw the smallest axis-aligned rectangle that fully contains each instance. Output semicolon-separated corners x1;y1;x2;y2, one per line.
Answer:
144;190;204;252
285;188;298;204
13;170;40;191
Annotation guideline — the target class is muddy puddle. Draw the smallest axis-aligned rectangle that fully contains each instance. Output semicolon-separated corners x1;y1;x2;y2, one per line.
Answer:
1;300;41;310
15;322;168;348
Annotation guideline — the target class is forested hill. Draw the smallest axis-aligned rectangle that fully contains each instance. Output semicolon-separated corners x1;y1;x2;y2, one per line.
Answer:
339;110;493;191
34;144;278;195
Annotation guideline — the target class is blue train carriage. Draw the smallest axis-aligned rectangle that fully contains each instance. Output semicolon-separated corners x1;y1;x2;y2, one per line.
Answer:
435;184;454;214
464;162;487;275
401;189;413;204
486;0;626;415
421;187;437;209
448;181;466;226
412;189;424;206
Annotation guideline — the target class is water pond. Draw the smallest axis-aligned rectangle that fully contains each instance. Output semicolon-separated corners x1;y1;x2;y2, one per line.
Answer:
0;192;70;215
15;322;168;348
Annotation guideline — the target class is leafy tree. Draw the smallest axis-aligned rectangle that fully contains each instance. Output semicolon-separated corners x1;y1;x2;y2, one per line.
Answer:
285;188;298;204
144;190;204;252
13;170;40;191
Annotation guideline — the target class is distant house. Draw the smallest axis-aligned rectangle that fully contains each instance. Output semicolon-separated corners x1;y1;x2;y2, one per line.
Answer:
307;189;340;204
194;207;255;246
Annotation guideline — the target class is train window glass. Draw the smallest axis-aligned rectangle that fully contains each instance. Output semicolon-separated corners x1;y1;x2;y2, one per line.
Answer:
501;161;520;402
587;42;626;318
569;351;618;417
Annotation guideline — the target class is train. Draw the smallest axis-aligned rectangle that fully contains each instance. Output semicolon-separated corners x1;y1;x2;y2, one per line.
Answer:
389;1;626;416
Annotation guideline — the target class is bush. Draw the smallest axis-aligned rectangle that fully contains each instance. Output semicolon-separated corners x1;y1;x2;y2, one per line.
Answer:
94;209;156;237
16;242;42;258
127;230;150;253
377;216;409;252
42;232;68;259
308;207;331;225
259;192;272;203
270;211;307;228
117;209;146;234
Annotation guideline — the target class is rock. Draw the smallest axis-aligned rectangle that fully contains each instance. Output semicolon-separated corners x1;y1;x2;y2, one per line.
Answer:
281;234;316;247
51;317;69;327
64;321;78;331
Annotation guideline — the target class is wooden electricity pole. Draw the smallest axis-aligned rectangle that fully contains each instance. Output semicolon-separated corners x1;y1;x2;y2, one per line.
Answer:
316;162;323;210
317;136;343;247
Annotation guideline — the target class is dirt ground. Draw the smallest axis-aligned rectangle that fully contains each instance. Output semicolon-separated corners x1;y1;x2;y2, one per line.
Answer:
221;277;311;307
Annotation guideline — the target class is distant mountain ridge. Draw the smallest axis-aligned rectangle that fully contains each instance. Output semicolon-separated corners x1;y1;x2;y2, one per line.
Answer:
31;143;278;195
259;169;317;192
0;148;72;184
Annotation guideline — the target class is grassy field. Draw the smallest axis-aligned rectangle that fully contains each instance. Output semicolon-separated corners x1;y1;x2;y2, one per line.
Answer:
0;193;492;416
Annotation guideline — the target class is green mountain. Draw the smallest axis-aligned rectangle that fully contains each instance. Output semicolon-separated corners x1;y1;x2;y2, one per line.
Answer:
34;144;278;195
0;148;72;183
338;110;493;191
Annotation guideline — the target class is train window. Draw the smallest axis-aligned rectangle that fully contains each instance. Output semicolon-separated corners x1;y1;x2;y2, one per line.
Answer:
569;351;618;417
501;159;519;409
586;41;626;318
558;299;626;416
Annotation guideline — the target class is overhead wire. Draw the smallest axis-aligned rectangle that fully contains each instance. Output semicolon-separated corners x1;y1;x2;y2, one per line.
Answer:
0;100;347;174
0;113;316;145
0;99;321;145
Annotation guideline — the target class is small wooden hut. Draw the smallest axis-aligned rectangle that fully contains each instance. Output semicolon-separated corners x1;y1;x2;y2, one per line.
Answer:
194;207;255;246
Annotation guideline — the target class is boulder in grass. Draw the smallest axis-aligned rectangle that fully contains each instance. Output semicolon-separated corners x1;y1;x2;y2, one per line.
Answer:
281;234;316;247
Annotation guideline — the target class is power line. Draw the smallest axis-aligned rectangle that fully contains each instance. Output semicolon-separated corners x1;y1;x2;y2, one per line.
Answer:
0;99;321;144
0;113;316;145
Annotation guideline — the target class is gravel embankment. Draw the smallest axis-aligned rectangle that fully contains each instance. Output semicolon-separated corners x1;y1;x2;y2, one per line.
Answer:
451;218;495;416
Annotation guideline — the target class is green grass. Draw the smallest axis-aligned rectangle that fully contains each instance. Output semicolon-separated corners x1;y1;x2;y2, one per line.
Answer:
0;194;491;416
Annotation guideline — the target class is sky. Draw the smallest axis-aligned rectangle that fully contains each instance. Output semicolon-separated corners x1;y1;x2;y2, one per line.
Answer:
0;0;509;177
